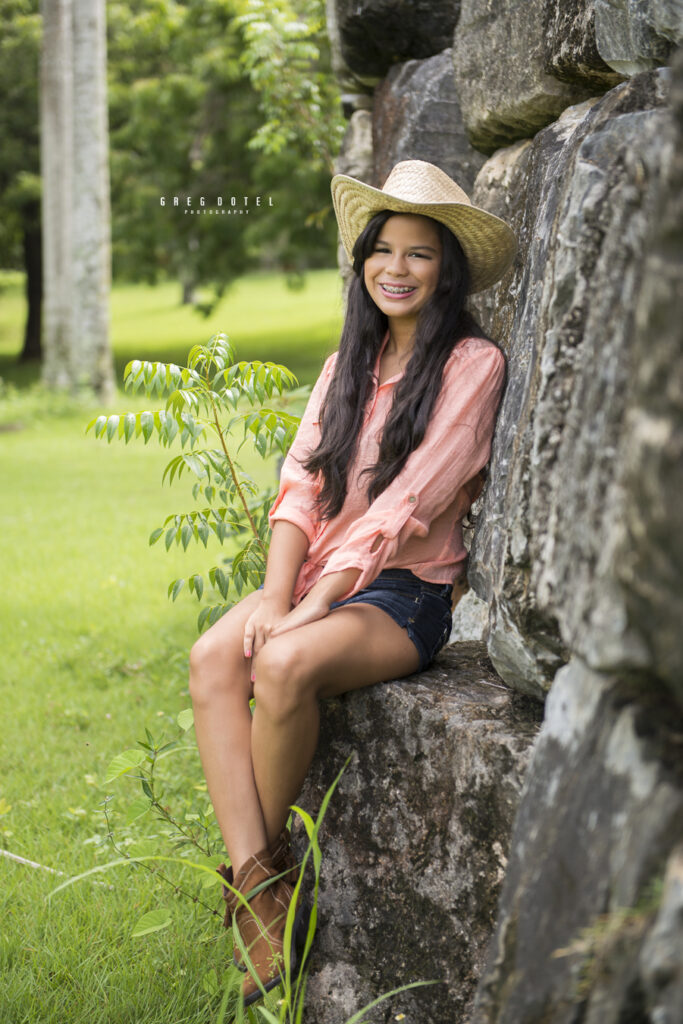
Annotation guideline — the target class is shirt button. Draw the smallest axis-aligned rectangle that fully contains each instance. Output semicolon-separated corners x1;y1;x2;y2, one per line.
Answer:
408;495;417;503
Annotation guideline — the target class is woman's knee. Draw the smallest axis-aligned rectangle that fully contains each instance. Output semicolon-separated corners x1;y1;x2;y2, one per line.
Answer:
188;629;245;706
252;638;314;721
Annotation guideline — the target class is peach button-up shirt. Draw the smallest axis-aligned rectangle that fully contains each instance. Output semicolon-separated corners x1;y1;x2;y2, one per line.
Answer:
268;332;507;604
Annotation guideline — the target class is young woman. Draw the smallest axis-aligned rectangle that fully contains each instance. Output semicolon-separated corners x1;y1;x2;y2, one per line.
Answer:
189;160;517;1005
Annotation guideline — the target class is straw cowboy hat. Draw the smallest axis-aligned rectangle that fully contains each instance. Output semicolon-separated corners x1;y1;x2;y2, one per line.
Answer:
331;159;517;293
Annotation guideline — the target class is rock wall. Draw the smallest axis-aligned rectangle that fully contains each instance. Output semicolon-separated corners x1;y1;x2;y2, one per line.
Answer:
297;645;542;1024
299;4;683;1022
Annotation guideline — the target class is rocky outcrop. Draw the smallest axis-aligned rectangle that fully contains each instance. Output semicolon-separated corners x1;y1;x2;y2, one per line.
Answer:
640;842;683;1022
452;0;604;153
331;0;460;81
470;45;683;1024
468;68;673;699
296;643;542;1024
614;43;683;710
594;0;681;75
544;0;626;89
373;49;485;190
333;109;374;289
472;657;683;1024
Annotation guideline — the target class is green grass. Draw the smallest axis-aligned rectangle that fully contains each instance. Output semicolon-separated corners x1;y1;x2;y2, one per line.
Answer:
0;269;344;389
0;270;342;1023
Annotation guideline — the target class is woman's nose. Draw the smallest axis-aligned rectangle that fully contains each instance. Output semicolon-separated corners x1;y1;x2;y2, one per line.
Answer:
386;251;408;275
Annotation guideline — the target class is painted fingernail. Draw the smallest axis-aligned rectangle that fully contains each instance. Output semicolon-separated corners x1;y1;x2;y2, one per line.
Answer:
251;672;255;682
245;649;251;658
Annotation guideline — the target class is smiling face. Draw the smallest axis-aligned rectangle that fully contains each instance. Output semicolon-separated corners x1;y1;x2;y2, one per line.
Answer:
363;213;443;327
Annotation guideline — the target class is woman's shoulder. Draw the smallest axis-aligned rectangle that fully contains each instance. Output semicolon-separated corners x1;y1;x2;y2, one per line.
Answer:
309;350;339;396
446;335;506;372
452;334;503;357
322;350;339;375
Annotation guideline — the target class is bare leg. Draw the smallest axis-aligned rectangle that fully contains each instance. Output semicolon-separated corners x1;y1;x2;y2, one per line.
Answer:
251;603;420;843
188;589;267;872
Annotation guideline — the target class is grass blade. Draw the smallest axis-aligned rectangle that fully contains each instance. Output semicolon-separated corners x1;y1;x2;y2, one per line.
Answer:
343;980;442;1024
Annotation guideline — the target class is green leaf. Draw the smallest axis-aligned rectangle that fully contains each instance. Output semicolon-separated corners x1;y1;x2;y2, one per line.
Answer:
131;909;172;938
214;567;228;599
257;1010;280;1024
125;795;152;824
202;968;219;996
104;748;147;784
106;415;119;442
183;452;206;478
198;605;213;632
177;708;194;732
92;414;107;437
170;578;185;601
149;527;164;546
123;412;136;443
140;410;154;442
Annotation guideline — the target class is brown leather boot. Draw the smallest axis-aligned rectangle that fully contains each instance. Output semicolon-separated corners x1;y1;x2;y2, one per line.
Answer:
217;828;304;1002
235;832;306;1007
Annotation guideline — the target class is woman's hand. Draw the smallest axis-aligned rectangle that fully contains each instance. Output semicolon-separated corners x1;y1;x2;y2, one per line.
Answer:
243;595;291;658
268;588;332;639
268;567;362;639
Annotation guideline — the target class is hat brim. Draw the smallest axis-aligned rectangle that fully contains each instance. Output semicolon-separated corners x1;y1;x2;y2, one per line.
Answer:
331;172;517;294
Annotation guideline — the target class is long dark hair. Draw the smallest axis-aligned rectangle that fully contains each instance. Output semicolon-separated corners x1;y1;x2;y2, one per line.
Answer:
303;210;506;520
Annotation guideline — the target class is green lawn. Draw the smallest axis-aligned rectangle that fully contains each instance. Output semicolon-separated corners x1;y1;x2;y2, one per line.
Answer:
0;269;344;388
0;270;343;1023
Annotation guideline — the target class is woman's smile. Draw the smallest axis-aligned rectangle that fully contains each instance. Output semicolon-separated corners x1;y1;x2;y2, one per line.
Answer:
378;283;417;297
364;213;442;323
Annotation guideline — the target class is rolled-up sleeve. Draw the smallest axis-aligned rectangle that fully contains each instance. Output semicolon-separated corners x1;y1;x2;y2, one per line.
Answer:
268;352;338;544
318;343;506;599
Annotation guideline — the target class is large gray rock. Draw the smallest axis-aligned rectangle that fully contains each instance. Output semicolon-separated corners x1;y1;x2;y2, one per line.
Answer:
334;108;375;294
544;0;626;89
296;643;542;1024
472;656;683;1024
640;842;683;1023
452;0;603;153
325;0;378;95
613;43;683;707
595;0;681;75
450;589;489;643
467;68;673;699
373;49;486;190
332;0;460;81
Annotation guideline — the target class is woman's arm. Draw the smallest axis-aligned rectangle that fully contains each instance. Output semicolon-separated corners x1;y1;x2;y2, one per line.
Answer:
267;351;337;542
243;353;338;656
242;520;309;657
268;565;361;639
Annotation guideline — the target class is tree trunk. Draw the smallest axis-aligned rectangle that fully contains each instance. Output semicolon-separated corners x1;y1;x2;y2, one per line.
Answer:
20;204;43;363
181;278;197;305
40;0;74;391
39;0;114;399
71;0;114;400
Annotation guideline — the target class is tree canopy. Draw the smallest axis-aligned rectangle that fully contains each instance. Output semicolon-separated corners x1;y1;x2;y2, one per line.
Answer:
107;0;344;311
0;0;344;325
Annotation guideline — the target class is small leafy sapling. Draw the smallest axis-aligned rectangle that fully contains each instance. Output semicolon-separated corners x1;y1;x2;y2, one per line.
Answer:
88;332;306;630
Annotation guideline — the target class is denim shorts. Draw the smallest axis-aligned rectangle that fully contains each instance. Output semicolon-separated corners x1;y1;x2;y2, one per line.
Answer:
328;568;453;671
